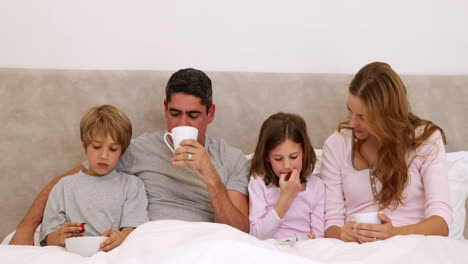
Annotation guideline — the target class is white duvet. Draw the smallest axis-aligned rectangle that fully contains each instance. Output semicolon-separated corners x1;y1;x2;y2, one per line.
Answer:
1;220;467;264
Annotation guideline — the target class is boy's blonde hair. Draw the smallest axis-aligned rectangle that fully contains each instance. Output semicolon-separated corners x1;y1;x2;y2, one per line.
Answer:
80;104;132;154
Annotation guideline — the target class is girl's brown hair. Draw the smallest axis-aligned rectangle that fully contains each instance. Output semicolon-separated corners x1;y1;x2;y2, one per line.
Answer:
80;104;133;154
250;112;316;187
339;62;446;210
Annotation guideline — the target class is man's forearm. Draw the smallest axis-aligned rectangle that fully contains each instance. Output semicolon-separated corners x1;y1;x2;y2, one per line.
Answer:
9;165;85;245
207;180;249;233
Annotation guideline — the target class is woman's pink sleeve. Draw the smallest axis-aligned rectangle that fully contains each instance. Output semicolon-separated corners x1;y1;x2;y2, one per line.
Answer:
418;130;453;227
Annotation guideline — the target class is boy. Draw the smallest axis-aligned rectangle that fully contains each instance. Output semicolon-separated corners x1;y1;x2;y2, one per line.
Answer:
39;104;148;252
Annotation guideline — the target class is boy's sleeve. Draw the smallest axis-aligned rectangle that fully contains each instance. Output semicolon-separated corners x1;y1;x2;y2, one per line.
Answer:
39;181;67;246
120;176;148;228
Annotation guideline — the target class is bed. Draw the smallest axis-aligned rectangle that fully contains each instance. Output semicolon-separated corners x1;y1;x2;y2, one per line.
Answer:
1;68;467;262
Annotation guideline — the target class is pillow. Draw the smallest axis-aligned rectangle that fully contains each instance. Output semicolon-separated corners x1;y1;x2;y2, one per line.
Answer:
446;152;468;240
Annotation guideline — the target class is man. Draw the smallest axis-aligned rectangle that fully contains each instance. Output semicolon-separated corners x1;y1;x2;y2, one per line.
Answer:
10;68;250;245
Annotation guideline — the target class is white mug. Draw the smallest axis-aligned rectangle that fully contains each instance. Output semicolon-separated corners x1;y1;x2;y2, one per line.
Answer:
354;212;383;224
163;126;199;152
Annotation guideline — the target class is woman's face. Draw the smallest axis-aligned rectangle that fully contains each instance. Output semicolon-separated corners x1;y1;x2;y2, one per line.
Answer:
347;92;371;140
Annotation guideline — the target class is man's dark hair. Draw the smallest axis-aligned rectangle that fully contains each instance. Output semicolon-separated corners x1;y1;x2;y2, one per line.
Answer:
166;68;213;113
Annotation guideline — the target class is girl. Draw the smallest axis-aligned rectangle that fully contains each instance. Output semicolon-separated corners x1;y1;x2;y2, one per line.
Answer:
249;112;325;239
321;62;452;243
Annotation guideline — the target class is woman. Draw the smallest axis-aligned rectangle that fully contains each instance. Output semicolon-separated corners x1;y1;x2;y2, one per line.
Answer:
321;62;452;243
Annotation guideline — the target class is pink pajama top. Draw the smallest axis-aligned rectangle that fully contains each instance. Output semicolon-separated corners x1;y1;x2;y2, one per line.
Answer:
249;174;325;239
321;128;453;231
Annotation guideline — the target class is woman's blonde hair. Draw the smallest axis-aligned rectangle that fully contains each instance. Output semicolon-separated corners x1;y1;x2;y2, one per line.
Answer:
339;62;446;210
80;104;132;154
250;112;316;187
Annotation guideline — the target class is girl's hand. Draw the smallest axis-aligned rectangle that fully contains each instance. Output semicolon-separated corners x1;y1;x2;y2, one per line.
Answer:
353;213;394;243
278;169;302;201
340;221;359;242
47;222;84;247
273;169;303;218
307;232;316;239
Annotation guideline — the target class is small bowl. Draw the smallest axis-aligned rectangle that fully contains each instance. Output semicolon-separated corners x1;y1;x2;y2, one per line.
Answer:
65;236;108;257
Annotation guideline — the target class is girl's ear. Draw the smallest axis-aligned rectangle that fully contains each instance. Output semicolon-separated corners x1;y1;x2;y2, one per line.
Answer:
265;154;270;163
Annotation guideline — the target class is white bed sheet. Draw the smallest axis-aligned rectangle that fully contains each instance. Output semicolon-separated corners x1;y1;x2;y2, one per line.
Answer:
1;220;467;264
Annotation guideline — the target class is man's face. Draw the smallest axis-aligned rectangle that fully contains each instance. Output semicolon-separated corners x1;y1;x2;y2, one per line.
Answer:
165;92;215;146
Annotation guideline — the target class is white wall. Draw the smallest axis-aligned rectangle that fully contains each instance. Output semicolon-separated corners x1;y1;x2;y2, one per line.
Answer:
0;0;467;74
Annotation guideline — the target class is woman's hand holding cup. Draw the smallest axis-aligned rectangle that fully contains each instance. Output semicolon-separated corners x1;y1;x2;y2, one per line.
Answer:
353;212;394;243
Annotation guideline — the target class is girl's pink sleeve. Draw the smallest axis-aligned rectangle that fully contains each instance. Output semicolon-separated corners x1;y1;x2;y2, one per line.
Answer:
320;132;347;230
248;175;282;239
417;130;453;227
309;178;325;238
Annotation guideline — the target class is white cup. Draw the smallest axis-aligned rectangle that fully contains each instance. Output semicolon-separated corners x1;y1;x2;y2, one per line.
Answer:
65;236;108;257
163;126;199;152
354;212;383;224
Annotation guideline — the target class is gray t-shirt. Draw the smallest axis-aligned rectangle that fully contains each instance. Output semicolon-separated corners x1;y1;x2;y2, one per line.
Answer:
115;131;250;222
39;170;148;245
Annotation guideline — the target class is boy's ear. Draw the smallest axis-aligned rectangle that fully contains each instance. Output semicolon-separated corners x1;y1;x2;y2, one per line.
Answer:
82;142;87;153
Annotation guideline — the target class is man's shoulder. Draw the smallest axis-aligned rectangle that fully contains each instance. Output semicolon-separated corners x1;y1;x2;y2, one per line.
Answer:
207;135;250;195
131;131;165;146
126;131;168;156
206;135;245;158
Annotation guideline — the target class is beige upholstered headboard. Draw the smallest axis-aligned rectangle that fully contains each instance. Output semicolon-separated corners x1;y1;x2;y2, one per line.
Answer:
1;68;467;241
